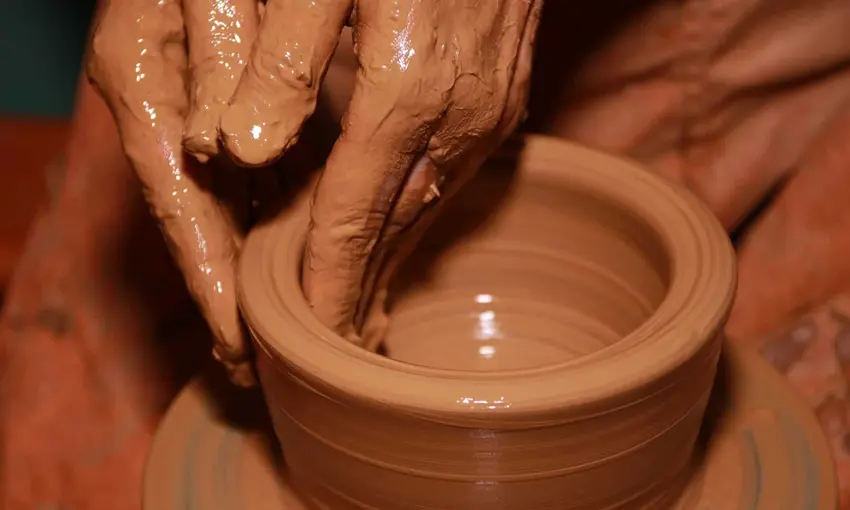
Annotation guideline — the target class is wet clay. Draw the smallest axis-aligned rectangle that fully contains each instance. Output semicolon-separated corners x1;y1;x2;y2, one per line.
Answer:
144;339;837;510
87;0;261;385
220;0;542;346
237;136;739;508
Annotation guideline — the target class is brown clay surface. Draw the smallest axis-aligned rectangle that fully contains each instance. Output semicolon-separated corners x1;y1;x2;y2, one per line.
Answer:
143;341;836;510
238;136;738;508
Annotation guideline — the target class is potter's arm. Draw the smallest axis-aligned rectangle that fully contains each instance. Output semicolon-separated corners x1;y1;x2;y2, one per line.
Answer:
0;72;205;510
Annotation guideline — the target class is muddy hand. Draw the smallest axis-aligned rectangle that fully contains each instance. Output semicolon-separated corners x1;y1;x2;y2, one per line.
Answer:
220;0;543;344
87;0;260;385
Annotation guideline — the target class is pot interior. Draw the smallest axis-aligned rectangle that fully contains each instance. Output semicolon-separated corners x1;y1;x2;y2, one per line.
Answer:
379;159;672;371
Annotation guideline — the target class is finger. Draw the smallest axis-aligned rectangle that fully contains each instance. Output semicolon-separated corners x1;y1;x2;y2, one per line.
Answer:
357;1;544;348
355;148;493;351
301;0;450;342
88;0;254;385
302;114;432;344
355;156;444;350
183;0;261;162
219;0;351;166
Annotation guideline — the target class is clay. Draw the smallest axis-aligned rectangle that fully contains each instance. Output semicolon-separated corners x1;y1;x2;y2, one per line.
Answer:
221;0;543;346
144;338;837;510
236;136;740;508
87;0;254;385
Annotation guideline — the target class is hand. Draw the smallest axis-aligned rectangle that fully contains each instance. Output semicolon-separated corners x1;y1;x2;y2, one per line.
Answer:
87;0;263;385
219;0;543;344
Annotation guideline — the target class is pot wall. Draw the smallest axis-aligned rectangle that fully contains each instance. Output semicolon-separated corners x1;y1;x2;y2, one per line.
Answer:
252;329;722;510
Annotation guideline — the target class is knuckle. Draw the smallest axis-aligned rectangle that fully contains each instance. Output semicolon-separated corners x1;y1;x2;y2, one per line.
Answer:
377;70;447;118
343;81;445;145
87;27;118;80
251;45;316;92
405;77;446;112
479;105;505;133
88;7;123;63
452;80;507;132
87;13;133;88
458;100;505;136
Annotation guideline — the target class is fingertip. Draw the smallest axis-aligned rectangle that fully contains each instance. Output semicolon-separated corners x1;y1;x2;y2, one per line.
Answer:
219;100;300;167
211;337;257;387
185;146;212;164
225;358;258;387
183;108;220;162
216;0;349;168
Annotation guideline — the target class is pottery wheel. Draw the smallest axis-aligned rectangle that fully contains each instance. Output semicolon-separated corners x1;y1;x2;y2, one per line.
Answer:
144;341;837;510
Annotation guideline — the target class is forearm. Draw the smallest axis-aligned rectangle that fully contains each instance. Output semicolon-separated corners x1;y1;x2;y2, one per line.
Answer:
0;70;198;510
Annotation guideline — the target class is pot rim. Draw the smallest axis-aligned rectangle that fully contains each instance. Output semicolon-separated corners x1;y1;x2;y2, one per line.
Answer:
238;135;737;419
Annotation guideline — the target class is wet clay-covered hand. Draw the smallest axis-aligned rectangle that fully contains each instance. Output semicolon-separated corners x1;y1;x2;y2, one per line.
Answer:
87;0;262;385
220;0;542;344
531;1;850;343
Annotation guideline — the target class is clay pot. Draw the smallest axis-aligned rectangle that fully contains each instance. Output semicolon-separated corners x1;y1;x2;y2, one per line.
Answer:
237;135;737;509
